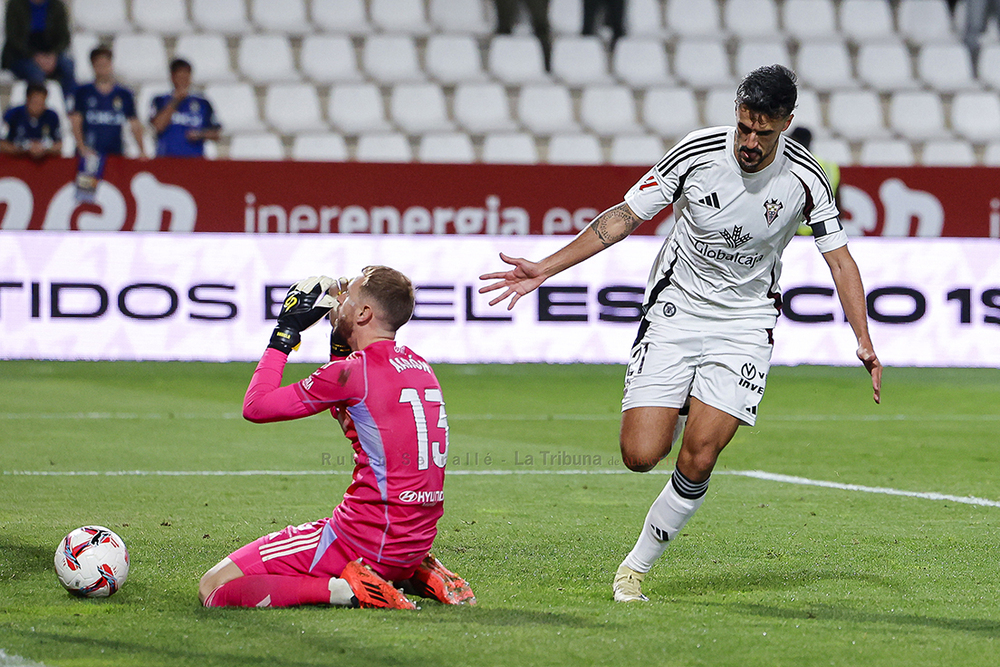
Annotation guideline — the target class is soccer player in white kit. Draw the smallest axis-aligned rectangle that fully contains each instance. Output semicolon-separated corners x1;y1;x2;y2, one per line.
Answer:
479;65;882;602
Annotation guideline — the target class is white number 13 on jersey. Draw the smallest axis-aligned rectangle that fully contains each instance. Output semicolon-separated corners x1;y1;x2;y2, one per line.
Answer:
399;387;449;471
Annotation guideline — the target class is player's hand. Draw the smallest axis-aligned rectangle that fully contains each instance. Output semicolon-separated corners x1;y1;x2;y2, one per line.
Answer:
857;342;882;404
268;276;338;354
478;252;547;310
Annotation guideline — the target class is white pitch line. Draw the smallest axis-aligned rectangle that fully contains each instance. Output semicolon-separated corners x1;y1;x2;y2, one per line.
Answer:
3;468;998;508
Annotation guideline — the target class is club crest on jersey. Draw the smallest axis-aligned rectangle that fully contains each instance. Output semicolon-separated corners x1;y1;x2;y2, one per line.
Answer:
763;198;783;226
720;225;752;249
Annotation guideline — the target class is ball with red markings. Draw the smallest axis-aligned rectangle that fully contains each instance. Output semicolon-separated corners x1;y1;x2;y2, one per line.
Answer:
54;526;130;598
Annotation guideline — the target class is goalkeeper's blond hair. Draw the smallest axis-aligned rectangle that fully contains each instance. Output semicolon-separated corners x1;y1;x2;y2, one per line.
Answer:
359;266;415;332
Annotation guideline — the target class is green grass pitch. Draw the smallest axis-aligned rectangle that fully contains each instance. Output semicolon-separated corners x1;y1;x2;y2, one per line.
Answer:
1;360;998;666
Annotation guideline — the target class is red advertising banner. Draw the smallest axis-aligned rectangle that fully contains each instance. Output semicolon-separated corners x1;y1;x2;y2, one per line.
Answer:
1;157;997;236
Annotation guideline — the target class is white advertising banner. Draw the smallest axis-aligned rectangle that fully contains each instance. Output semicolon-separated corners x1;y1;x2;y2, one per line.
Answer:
0;232;998;366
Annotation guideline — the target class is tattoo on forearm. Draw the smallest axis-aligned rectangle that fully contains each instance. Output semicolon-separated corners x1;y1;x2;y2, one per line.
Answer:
589;204;642;247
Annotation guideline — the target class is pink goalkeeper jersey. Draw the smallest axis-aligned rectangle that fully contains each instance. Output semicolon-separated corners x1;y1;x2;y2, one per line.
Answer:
243;340;448;569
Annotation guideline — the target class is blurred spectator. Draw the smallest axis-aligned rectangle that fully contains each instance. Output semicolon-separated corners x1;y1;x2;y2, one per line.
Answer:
963;0;1000;76
582;0;625;50
494;0;552;71
1;0;76;98
0;81;62;159
789;127;841;236
67;46;147;159
150;59;222;158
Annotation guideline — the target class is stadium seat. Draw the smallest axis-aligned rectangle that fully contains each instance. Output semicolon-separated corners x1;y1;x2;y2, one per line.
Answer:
898;0;957;44
136;83;168;126
951;91;1000;142
609;134;666;165
238;35;299;84
612;38;671;88
251;0;310;34
425;35;487;84
228;133;285;160
73;0;130;33
782;0;838;40
704;87;737;127
552;37;611;86
328;84;390;134
429;0;491;34
888;91;946;141
291;133;348;161
917;44;978;92
984;142;1000;166
795;40;855;90
482;132;538;163
976;44;1000;89
839;0;895;42
205;83;264;132
790;88;823;134
625;0;667;37
642;87;699;137
735;39;793;77
132;0;189;34
673;39;732;88
453;83;516;133
391;84;453;134
857;41;919;90
71;33;100;83
192;0;251;34
300;35;361;83
547;133;603;165
113;34;169;85
370;0;431;34
362;35;425;84
549;0;584;34
810;138;852;165
488;35;550;85
859;139;915;166
418;132;476;163
921;139;976;166
665;0;720;36
265;83;327;134
311;0;370;33
356;133;413;162
175;35;238;83
827;90;887;141
580;85;640;135
723;0;779;39
517;84;579;134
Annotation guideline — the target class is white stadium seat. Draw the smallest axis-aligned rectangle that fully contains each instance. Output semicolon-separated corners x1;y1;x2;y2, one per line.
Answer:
71;33;100;83
782;0;838;40
429;0;491;34
418;132;476;163
547;133;603;165
328;84;390;134
735;39;792;77
724;0;779;39
552;37;611;86
580;85;640;135
610;135;666;166
205;83;264;132
951;91;1000;142
453;83;517;133
673;39;732;88
626;0;667;37
859;139;915;166
549;0;584;34
977;44;1000;89
112;34;168;85
265;84;327;134
704;87;738;127
488;35;550;85
888;91;946;141
918;44;978;92
517;84;579;134
810;138;852;166
356;133;413;162
425;35;487;84
238;35;299;83
137;83;167;127
612;38;671;88
665;0;721;36
796;40;855;90
827;90;887;141
482;132;539;164
898;0;957;44
192;0;251;34
984;142;1000;166
175;35;237;83
921;139;976;166
73;0;130;33
363;35;425;84
790;89;823;135
291;133;348;161
300;35;362;83
132;0;189;34
370;0;431;34
391;84;453;134
642;87;699;137
840;0;895;42
857;41;919;90
311;0;370;33
251;0;310;34
229;133;285;160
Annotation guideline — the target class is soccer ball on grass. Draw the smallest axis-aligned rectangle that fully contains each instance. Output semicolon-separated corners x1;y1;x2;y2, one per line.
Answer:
54;526;130;597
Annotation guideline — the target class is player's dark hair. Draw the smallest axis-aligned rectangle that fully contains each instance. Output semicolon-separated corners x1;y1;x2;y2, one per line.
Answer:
736;64;797;119
359;265;415;332
90;45;113;63
170;58;192;74
26;82;48;98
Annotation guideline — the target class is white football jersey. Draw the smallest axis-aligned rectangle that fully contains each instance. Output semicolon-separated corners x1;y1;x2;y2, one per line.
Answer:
624;126;848;331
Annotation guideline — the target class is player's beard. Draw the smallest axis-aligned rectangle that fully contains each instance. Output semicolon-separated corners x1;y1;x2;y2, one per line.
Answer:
737;144;764;170
333;312;354;346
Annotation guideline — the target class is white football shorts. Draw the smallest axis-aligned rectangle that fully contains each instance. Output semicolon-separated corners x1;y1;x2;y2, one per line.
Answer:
621;319;773;426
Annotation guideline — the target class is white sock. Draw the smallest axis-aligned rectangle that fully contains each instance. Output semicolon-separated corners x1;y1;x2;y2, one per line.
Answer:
328;577;355;606
622;468;708;573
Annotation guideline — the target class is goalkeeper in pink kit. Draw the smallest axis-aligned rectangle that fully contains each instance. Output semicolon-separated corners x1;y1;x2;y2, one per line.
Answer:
198;266;475;610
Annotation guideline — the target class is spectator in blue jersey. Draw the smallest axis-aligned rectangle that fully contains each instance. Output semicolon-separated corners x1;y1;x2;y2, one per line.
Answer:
0;81;62;160
149;58;222;158
1;0;77;98
67;45;147;159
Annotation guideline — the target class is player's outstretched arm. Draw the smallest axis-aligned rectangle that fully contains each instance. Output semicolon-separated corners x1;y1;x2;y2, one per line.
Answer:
823;245;882;404
478;202;644;310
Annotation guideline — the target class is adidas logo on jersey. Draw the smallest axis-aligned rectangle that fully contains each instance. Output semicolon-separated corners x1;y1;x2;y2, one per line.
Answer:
696;192;721;209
